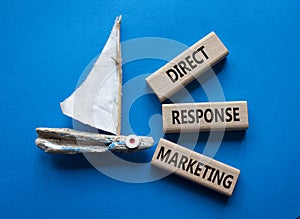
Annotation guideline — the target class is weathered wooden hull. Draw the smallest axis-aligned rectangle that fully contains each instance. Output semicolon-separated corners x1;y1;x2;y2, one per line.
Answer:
35;128;154;154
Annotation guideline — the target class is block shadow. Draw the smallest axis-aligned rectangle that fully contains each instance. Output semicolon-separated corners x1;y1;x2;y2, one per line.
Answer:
152;166;229;204
165;130;246;145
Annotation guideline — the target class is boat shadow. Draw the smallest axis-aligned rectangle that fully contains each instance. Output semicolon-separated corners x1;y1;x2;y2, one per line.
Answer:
49;149;152;170
50;154;94;169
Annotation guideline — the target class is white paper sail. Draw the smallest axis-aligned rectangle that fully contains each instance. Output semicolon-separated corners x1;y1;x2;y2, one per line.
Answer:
60;16;122;135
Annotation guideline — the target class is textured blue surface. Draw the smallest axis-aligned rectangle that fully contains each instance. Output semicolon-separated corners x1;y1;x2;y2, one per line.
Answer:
1;0;299;218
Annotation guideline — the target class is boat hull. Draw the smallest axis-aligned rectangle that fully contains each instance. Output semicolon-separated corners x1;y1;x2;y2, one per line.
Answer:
35;128;154;154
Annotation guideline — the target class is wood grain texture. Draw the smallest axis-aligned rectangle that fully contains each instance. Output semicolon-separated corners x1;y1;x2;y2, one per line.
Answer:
146;32;228;102
162;101;248;133
151;138;240;196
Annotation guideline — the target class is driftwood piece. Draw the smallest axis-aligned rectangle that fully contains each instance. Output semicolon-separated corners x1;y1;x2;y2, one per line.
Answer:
35;128;154;154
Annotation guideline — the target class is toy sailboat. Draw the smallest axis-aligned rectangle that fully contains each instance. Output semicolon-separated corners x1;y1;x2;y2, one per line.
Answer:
35;16;154;154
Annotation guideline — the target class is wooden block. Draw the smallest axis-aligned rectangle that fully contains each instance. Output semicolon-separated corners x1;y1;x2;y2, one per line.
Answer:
146;32;229;102
162;101;248;133
151;138;240;196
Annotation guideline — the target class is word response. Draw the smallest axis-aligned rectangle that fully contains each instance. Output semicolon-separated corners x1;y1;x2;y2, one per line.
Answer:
162;101;248;133
151;139;240;196
146;32;229;102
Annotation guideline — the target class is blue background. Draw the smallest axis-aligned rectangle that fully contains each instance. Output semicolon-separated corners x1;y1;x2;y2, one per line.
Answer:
1;0;299;218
